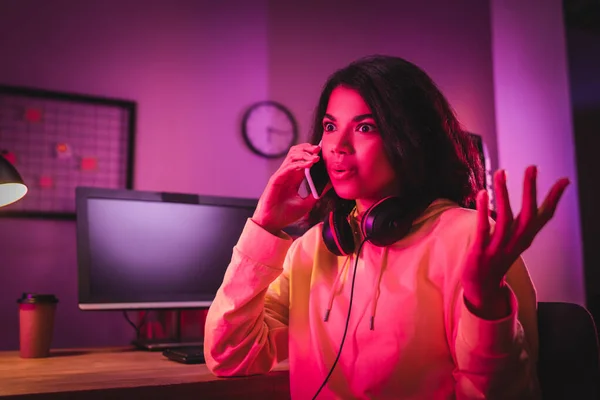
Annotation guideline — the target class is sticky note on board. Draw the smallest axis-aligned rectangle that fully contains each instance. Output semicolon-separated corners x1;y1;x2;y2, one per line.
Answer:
24;108;43;123
80;156;98;171
39;175;54;189
0;150;17;165
55;143;73;160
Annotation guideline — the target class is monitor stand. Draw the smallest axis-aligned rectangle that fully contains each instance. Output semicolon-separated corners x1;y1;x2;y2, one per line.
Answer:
131;310;204;351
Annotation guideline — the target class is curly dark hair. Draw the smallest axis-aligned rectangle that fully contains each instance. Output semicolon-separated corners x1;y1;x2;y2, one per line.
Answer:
304;55;483;227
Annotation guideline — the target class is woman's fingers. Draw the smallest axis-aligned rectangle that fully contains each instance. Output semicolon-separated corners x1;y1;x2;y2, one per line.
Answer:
283;158;319;174
271;156;320;188
473;168;570;288
521;166;538;224
289;143;321;158
492;169;569;256
284;143;321;166
277;142;322;194
537;177;570;229
472;189;491;252
488;169;513;252
506;166;538;253
287;153;319;165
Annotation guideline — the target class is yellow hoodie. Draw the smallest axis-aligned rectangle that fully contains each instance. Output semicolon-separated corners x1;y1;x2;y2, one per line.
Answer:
204;199;540;399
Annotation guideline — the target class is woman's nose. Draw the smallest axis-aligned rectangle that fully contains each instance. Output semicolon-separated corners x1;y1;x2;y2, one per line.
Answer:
330;131;354;155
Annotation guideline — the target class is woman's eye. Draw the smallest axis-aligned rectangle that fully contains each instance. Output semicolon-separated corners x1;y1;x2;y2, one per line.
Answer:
323;122;336;132
357;123;376;133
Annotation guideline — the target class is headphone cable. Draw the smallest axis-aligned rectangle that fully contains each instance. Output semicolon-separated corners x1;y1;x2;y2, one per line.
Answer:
311;238;368;400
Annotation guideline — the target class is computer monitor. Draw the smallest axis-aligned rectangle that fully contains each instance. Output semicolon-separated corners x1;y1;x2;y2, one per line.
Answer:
76;186;257;311
467;132;495;212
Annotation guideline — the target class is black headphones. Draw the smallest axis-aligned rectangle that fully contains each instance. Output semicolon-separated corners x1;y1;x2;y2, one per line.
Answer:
322;196;428;256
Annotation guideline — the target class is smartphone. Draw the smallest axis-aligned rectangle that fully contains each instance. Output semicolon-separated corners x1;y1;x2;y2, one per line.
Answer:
304;140;329;199
162;347;205;364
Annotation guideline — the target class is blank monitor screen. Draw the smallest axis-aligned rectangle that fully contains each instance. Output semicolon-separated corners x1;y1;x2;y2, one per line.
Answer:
77;187;257;310
467;132;495;210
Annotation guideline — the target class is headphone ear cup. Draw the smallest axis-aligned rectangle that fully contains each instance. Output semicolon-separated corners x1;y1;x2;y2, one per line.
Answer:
362;197;415;247
322;210;355;256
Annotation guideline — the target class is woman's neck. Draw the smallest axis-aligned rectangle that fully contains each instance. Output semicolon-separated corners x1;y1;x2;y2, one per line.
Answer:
355;184;402;217
355;200;371;219
355;195;394;217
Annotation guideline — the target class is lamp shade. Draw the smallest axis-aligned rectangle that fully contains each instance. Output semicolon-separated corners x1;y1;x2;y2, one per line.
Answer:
0;154;27;207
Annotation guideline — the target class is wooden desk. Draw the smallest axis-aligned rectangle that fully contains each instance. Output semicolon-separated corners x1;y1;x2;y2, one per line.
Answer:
0;347;290;399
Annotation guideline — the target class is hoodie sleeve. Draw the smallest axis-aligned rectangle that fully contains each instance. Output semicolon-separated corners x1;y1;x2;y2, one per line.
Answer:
451;257;541;399
203;218;295;377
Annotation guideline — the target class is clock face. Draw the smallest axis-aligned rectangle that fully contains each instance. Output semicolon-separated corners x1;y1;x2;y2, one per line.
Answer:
241;101;298;158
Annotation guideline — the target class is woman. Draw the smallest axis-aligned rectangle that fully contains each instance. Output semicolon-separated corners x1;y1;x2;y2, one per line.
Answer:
204;55;569;399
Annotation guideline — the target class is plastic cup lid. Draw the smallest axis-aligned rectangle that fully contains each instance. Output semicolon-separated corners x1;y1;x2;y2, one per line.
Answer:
17;293;59;304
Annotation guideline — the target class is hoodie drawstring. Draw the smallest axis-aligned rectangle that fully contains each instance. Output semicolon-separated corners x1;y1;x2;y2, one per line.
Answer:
322;246;387;331
322;199;456;332
369;247;388;330
323;206;389;330
324;255;351;322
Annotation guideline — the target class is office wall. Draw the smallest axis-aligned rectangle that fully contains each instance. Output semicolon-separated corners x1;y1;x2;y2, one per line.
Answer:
1;0;497;350
0;0;272;350
490;0;585;305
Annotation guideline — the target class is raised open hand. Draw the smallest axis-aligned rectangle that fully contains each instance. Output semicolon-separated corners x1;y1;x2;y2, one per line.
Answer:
461;166;570;317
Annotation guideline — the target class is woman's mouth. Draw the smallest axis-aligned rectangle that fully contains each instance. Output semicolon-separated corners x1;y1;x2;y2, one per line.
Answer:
329;167;356;180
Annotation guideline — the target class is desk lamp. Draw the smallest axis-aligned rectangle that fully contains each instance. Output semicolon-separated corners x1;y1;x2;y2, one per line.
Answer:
0;153;27;207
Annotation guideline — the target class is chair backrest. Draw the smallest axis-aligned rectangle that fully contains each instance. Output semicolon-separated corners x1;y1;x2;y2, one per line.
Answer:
537;301;600;399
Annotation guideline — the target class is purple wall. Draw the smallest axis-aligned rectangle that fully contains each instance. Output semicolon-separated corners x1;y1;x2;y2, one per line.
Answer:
490;0;585;305
265;0;498;161
0;0;271;351
2;0;497;350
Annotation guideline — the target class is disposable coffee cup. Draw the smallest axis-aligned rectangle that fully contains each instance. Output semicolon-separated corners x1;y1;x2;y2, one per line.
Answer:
17;293;59;358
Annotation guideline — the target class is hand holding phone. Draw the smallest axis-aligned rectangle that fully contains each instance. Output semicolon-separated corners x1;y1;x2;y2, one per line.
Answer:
252;142;324;234
304;140;330;199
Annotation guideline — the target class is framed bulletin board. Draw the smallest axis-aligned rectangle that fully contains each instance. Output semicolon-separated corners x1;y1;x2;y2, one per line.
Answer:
0;85;136;219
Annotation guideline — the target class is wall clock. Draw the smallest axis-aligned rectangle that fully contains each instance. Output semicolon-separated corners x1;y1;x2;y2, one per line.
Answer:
241;100;298;159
